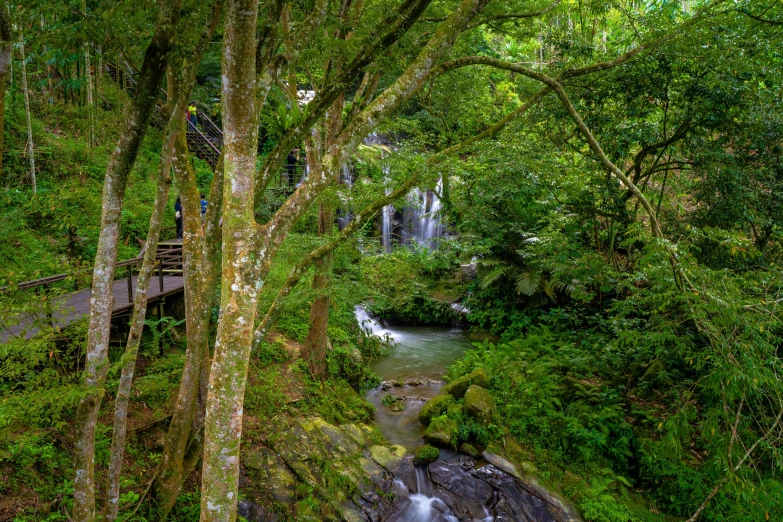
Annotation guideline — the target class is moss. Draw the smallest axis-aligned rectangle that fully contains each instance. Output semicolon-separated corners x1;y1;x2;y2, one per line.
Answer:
369;445;404;471
418;394;453;425
442;368;489;398
464;385;494;424
446;402;464;418
414;444;441;465
458;442;481;458
424;415;457;448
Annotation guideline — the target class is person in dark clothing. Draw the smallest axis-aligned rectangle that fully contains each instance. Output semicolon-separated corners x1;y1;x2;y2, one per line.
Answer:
174;196;183;240
285;148;298;186
200;193;207;227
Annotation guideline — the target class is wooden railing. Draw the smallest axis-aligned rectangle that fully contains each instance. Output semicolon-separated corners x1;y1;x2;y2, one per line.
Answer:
3;246;183;300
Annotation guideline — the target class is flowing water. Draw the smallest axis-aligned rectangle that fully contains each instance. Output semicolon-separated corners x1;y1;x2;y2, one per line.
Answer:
358;307;471;451
356;307;492;521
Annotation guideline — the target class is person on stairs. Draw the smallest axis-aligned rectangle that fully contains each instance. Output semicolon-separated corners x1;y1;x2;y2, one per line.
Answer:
187;102;198;132
174;196;183;240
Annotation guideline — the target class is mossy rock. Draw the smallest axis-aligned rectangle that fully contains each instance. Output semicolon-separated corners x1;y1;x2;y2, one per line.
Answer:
369;445;403;471
418;394;453;426
244;448;297;505
442;369;490;399
464;385;494;424
414;444;440;465
459;442;481;459
446;402;464;418
424;415;457;447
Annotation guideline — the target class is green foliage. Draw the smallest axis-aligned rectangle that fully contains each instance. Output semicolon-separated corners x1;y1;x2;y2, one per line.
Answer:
326;345;380;392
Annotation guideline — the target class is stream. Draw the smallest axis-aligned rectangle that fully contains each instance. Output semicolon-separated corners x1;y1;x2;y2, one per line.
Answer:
357;307;484;521
356;307;576;522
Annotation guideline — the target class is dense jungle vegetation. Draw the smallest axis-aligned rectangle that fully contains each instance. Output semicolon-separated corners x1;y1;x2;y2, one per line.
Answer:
0;0;782;521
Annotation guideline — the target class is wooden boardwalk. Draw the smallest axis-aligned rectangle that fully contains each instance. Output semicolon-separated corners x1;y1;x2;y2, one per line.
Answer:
2;275;184;341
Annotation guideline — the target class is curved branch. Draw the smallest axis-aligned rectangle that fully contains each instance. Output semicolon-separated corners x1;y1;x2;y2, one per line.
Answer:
738;8;783;25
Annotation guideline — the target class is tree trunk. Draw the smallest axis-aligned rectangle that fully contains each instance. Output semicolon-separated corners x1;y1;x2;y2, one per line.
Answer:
103;108;178;522
83;0;94;147
18;26;35;192
149;2;225;515
153;128;213;516
71;4;181;520
200;1;259;520
0;7;11;175
302;201;335;380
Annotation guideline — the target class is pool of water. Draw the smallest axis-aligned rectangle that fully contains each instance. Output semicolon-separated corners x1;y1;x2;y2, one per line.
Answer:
358;307;472;451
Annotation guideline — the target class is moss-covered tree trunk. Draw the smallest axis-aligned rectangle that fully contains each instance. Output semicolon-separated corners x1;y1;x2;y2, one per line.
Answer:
151;3;225;515
103;102;178;522
200;1;259;520
71;4;180;520
302;93;345;380
83;0;94;147
302;201;335;379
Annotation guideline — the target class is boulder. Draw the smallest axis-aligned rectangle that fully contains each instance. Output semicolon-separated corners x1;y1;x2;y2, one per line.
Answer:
424;415;457;447
418;394;453;425
464;385;494;424
442;375;471;399
243;448;297;505
414;444;440;465
442;368;489;398
370;445;404;471
459;442;481;459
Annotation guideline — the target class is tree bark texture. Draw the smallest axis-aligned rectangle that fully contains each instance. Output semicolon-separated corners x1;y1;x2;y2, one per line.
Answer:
200;0;259;520
154;128;213;517
71;3;181;520
103;107;178;522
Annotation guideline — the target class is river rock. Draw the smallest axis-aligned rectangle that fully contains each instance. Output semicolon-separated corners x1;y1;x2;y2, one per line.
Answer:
428;460;495;519
241;414;403;521
369;444;405;471
442;369;489;398
464;384;494;423
384;457;582;522
459;442;481;458
424;415;457;447
243;448;297;505
414;444;441;465
418;393;453;425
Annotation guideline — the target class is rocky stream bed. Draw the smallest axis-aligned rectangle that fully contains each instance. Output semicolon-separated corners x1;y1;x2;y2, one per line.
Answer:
237;313;581;521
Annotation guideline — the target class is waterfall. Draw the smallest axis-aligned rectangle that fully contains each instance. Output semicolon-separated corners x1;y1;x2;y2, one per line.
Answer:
337;164;354;230
399;179;443;249
381;166;394;252
388;466;460;522
421;178;443;248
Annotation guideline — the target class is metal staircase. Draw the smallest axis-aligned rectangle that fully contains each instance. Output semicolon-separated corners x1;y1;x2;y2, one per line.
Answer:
105;59;224;170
